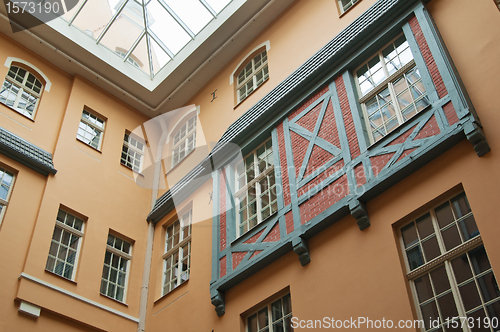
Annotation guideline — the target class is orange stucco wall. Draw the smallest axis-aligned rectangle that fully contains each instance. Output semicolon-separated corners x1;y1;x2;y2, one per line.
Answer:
0;0;499;330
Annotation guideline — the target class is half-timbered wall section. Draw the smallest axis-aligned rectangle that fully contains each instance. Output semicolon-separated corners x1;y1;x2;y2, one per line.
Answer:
209;0;490;315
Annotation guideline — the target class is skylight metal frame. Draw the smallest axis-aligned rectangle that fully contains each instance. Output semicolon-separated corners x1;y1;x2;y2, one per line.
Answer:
46;0;246;89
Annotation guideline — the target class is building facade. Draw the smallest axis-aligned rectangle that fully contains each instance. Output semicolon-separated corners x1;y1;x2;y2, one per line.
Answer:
0;0;499;331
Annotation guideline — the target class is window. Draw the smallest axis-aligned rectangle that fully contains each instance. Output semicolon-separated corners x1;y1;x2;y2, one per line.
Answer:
355;34;430;143
121;132;145;172
115;50;141;69
237;49;269;103
0;166;15;225
172;115;196;168
400;192;500;331
100;234;132;302
234;138;277;236
0;65;43;119
77;109;105;150
338;0;360;14
162;209;192;295
246;293;293;332
45;209;85;280
495;0;500;10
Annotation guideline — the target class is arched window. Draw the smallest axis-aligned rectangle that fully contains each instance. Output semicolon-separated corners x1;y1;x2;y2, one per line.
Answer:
172;115;197;167
0;65;44;119
236;49;269;103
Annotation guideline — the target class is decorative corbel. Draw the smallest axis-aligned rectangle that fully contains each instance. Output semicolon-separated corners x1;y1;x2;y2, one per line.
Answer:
464;122;491;157
349;199;370;230
292;236;310;266
211;290;225;316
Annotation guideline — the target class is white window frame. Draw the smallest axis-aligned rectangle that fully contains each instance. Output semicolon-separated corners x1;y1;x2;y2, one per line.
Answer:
121;131;145;173
162;209;192;295
234;138;277;237
355;34;431;144
115;50;141;69
338;0;360;14
45;209;85;281
0;166;15;226
245;293;293;332
0;65;44;119
236;49;269;103
399;193;500;332
100;233;132;303
77;109;106;150
171;115;196;168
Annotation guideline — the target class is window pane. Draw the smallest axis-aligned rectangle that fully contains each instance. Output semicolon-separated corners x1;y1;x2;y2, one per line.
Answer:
451;254;473;284
469;246;491;275
458;216;479;241
437;292;459;320
416;214;435;239
430;265;451;295
406;245;424;270
401;222;418;248
421;300;439;330
422;236;440;262
415;274;433;303
271;299;283;322
435;202;455;229
459;281;482;312
258;308;269;328
441;225;462;251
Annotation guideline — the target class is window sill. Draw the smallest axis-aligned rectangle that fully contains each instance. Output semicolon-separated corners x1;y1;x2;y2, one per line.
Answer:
44;269;78;284
76;138;102;153
120;163;144;177
154;278;189;304
233;77;269;111
99;293;129;307
0;102;36;122
166;149;196;176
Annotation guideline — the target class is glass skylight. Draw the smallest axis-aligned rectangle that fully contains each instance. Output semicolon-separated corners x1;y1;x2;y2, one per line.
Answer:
62;0;232;78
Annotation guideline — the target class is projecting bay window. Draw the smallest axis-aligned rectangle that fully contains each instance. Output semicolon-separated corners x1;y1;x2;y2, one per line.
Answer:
400;192;500;331
46;209;85;280
237;49;269;103
246;293;294;332
162;209;192;295
355;34;431;144
172;116;196;168
235;138;277;236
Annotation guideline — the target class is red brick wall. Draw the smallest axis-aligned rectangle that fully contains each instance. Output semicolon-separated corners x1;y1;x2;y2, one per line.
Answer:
297;160;344;197
409;15;448;99
263;223;280;242
299;174;349;225
220;256;226;277
443;101;459;126
285;211;294;234
232;252;246;270
288;86;329;121
304;145;334;178
244;229;264;244
335;75;360;160
370;153;395;177
291;131;309;178
220;169;227;251
414;115;441;140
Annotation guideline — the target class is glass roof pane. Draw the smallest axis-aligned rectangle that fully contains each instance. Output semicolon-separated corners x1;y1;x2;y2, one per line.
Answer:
130;34;151;75
150;37;171;76
70;0;115;41
164;0;212;35
146;0;191;55
205;0;231;13
99;0;145;55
